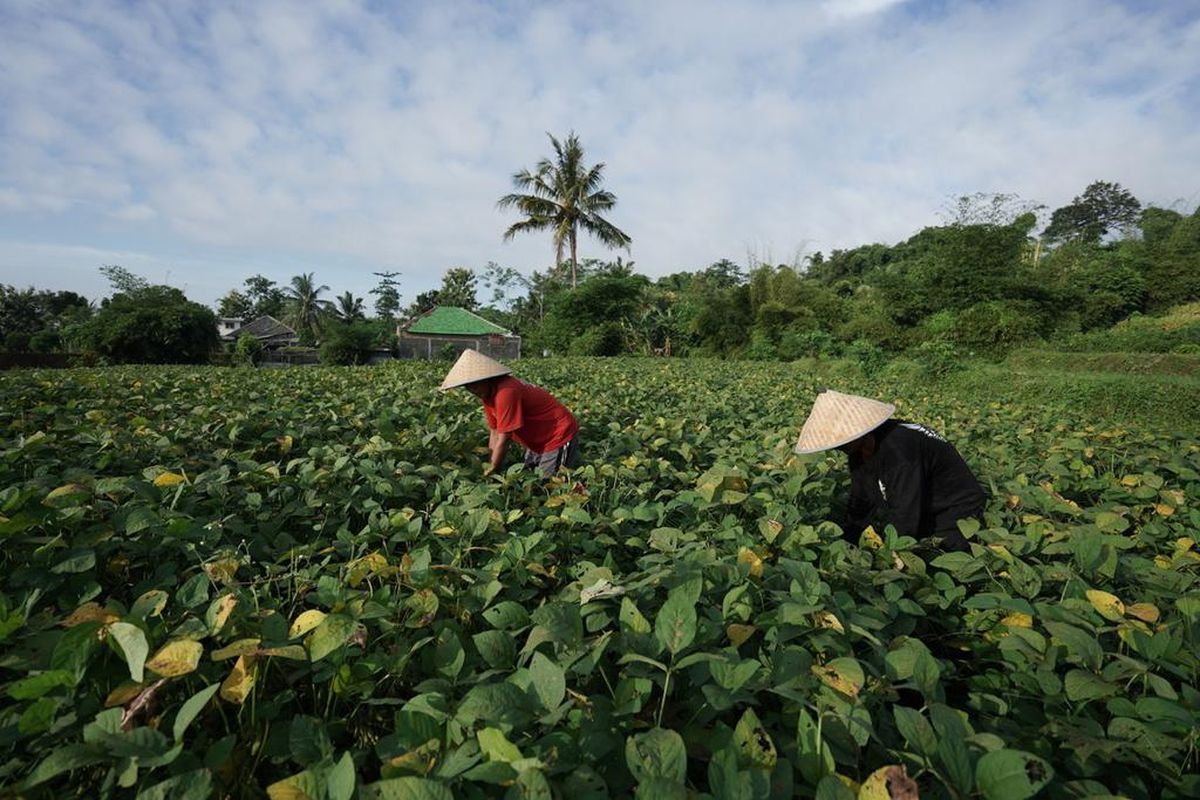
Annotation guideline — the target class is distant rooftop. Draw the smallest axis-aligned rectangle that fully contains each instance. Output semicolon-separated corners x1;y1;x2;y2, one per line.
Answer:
405;306;512;336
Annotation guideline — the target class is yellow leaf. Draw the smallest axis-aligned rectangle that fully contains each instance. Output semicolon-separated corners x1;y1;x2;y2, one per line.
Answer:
153;472;186;488
220;655;257;704
146;639;203;677
815;612;845;634
859;764;919;800
212;638;262;661
204;557;240;585
266;772;316;800
737;547;764;578
433;526;456;536
860;526;883;550
257;645;308;660
1005;494;1021;509
727;624;757;646
812;659;864;699
1126;603;1160;623
1177;538;1195;552
277;435;293;454
1085;589;1126;622
62;602;119;628
104;681;144;708
209;594;238;634
348;552;391;587
1121;475;1140;487
1000;612;1033;628
1154;555;1172;569
383;738;441;778
288;609;327;639
1155;504;1175;517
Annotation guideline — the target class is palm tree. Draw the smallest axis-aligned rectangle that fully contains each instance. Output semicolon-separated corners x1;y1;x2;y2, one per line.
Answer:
334;291;365;322
285;273;331;342
498;132;631;289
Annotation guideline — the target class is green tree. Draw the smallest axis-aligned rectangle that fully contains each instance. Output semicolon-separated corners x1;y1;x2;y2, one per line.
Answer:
100;264;150;294
242;275;286;318
80;285;218;363
284;273;331;344
498;132;631;289
1044;181;1141;244
370;271;402;319
437;268;479;309
217;290;253;319
334;291;365;322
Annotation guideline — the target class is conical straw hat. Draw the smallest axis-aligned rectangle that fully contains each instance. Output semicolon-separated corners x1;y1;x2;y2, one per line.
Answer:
439;349;512;391
794;389;895;454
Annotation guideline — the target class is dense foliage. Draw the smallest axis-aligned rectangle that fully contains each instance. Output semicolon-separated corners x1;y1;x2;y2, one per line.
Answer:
78;286;218;365
1;359;1197;799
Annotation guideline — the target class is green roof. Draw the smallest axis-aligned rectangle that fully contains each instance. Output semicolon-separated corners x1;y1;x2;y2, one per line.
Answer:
405;306;511;336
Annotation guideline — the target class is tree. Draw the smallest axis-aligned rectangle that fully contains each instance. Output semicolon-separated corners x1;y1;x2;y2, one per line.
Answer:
437;268;479;309
939;192;1044;227
242;275;286;318
498;131;632;289
334;291;365;322
217;290;253;319
370;271;402;319
100;265;149;294
80;285;218;363
1044;181;1141;244
284;273;331;343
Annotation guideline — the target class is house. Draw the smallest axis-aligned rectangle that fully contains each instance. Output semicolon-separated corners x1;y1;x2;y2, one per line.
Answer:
217;317;244;340
226;315;301;349
397;306;521;360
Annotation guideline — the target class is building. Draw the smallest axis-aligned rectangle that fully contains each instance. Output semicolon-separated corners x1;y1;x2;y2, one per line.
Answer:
225;315;301;349
217;317;244;340
397;306;520;360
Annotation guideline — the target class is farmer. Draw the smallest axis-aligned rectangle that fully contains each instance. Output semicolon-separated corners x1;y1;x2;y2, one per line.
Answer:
440;349;580;476
794;389;988;552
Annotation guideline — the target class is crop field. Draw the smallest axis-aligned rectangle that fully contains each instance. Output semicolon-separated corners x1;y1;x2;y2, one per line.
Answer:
1;359;1198;799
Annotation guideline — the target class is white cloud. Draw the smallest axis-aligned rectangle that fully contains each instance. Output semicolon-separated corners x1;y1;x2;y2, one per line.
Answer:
0;0;1197;308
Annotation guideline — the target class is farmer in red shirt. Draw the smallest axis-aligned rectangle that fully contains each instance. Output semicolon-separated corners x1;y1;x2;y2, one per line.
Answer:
440;350;580;476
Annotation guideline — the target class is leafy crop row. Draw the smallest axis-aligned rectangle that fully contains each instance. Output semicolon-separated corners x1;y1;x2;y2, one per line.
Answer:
0;359;1197;799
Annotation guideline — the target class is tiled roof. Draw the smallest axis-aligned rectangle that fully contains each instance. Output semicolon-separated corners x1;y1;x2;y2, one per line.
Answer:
405;306;512;336
231;315;298;340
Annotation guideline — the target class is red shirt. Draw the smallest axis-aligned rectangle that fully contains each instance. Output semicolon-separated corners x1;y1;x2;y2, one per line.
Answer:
482;376;578;454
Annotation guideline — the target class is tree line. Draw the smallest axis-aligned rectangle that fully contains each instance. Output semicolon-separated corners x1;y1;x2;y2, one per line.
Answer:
2;130;1197;366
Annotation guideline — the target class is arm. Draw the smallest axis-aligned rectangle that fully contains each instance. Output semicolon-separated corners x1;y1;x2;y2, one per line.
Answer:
842;470;877;541
488;431;512;474
880;459;925;537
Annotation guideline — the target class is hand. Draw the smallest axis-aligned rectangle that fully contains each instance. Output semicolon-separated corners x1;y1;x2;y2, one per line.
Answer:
482;463;495;477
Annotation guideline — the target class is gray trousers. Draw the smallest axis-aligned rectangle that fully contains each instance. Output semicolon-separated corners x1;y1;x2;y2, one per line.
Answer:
523;436;581;476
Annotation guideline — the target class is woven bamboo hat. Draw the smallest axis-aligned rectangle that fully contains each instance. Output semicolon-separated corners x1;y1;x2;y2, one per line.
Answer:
439;349;512;391
794;389;895;454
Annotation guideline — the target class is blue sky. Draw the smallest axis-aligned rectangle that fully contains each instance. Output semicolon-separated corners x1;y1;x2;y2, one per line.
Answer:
1;0;1197;310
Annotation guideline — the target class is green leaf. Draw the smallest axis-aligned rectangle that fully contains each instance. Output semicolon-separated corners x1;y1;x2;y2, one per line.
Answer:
328;752;356;800
135;769;213;800
308;614;357;662
1043;621;1103;671
173;683;220;742
473;630;516;670
109;621;149;683
1063;670;1117;702
893;706;938;757
975;749;1052;800
620;597;652;634
8;670;74;700
530;602;582;648
359;776;454;800
654;592;697;655
733;707;777;770
50;549;95;575
124;507;159;534
477;727;523;762
529;651;566;710
625;728;687;784
289;716;333;766
23;743;107;788
19;696;60;734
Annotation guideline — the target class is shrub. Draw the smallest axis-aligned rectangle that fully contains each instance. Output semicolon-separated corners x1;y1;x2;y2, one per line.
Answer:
321;323;377;365
911;339;964;379
570;322;626;356
234;333;262;367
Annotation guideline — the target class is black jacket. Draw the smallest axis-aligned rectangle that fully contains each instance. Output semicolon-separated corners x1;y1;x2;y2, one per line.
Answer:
843;419;988;539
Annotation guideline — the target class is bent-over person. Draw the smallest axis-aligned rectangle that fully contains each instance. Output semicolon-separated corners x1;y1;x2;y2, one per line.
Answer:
441;350;580;476
794;389;988;552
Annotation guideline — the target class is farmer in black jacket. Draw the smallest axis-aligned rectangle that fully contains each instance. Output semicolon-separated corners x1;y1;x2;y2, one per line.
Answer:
795;389;988;552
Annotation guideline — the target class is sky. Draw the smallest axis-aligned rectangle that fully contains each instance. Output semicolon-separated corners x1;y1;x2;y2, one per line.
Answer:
1;0;1198;311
